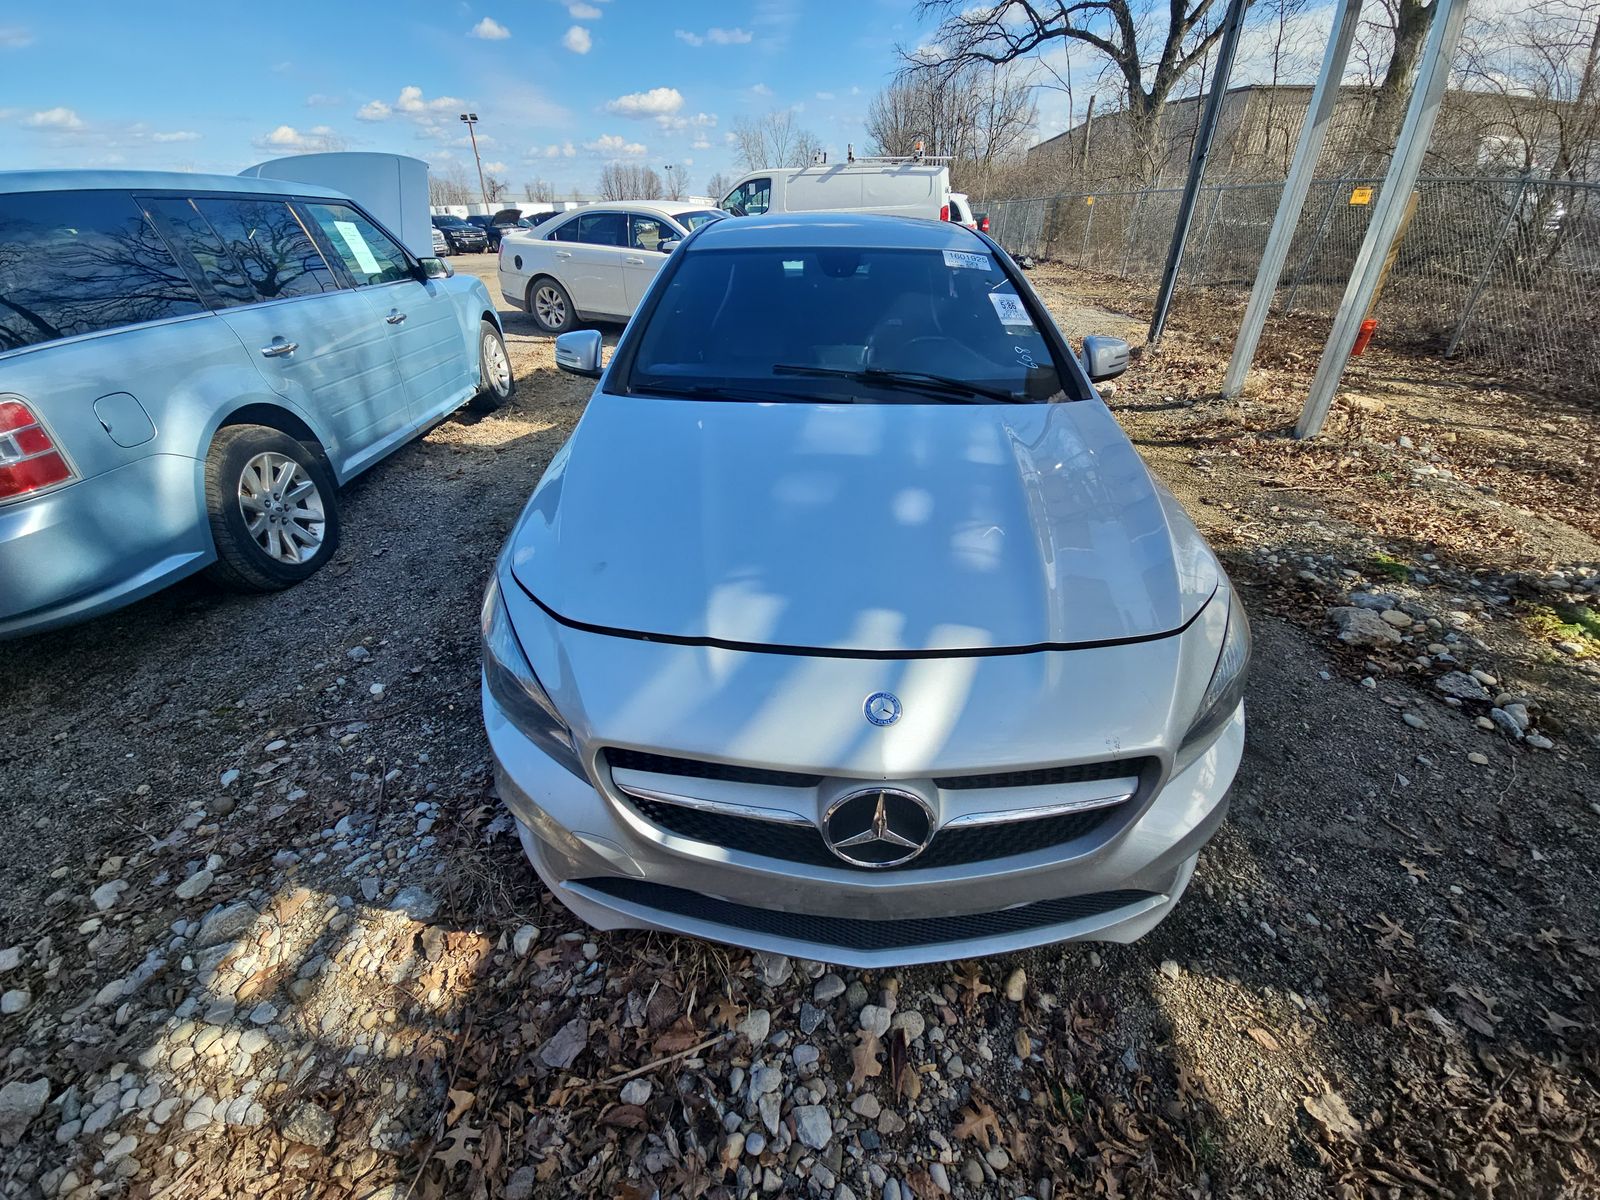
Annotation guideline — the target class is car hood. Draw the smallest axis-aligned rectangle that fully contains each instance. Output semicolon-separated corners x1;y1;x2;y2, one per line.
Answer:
509;393;1218;654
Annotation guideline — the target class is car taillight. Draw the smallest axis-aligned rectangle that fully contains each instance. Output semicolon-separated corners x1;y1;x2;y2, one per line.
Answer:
979;215;990;233
940;204;950;222
0;399;74;501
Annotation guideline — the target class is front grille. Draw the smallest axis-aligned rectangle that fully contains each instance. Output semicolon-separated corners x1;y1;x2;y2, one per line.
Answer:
575;877;1157;951
936;757;1153;790
622;795;1121;871
607;748;824;790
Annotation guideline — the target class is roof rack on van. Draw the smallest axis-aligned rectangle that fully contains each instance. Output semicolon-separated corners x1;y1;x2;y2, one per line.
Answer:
839;142;954;166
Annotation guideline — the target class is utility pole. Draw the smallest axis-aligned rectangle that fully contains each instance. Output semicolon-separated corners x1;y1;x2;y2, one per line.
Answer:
459;112;489;211
1295;0;1471;438
1221;0;1364;398
663;164;676;200
1147;0;1251;346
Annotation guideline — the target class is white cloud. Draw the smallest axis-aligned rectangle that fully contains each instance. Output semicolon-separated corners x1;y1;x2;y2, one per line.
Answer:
585;133;647;157
749;83;772;97
470;16;510;39
568;1;601;16
396;85;464;115
25;107;82;130
305;93;344;108
604;87;683;119
357;100;391;121
691;136;711;150
0;26;34;48
563;25;591;53
483;160;509;174
152;130;200;143
254;124;341;151
675;26;752;46
815;91;835;101
543;141;577;158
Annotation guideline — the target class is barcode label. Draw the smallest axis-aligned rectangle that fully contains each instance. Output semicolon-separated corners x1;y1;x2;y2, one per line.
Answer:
989;293;1033;326
944;250;991;271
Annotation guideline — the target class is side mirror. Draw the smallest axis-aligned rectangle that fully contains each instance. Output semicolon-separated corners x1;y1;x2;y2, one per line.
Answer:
658;238;681;254
1081;335;1130;383
554;329;603;378
419;257;453;280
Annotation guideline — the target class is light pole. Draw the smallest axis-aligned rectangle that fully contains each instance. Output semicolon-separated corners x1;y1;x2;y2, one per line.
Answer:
459;112;489;211
663;164;675;200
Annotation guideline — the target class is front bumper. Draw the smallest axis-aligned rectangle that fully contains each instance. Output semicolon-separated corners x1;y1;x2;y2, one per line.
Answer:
485;673;1242;968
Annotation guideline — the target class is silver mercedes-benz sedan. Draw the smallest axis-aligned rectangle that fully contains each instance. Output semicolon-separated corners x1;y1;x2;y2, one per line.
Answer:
482;212;1248;967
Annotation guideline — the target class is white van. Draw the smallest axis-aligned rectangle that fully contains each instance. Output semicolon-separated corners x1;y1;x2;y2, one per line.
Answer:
720;160;951;222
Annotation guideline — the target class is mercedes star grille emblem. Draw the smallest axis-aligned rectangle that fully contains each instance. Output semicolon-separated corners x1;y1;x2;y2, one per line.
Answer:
823;787;935;868
863;691;903;726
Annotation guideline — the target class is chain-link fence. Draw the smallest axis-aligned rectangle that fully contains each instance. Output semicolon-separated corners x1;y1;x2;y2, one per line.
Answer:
981;175;1600;386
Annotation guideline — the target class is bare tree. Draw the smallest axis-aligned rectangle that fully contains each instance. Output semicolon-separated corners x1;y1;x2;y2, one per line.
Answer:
663;167;689;200
704;171;731;201
732;110;823;169
1356;0;1439;154
484;175;510;204
428;163;474;207
597;162;664;199
522;178;557;203
868;61;1037;193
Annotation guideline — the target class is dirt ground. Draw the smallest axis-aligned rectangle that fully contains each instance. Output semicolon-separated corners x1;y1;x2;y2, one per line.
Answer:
0;253;1596;1200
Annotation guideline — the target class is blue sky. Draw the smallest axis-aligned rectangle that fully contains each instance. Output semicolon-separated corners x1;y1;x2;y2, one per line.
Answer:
0;0;946;198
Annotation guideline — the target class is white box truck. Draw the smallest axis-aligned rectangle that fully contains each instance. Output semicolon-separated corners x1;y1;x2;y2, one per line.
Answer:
239;152;433;259
718;155;952;222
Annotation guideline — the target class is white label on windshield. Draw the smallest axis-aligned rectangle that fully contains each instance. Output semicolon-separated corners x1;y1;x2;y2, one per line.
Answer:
944;250;990;271
989;293;1034;326
334;220;383;277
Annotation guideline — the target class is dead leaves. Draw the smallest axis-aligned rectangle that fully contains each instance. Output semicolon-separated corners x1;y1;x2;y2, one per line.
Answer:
850;1029;883;1089
954;964;993;1014
1303;1089;1363;1142
433;1122;481;1171
952;1096;1003;1148
650;1015;702;1056
1246;1026;1282;1053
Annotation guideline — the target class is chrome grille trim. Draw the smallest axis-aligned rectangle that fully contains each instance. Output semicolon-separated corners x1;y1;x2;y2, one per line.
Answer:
613;782;813;827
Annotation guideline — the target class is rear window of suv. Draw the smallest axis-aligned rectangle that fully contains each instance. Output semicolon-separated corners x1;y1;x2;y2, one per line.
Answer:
0;189;206;353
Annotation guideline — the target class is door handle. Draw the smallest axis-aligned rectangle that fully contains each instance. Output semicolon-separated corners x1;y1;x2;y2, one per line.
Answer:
259;341;298;358
386;312;407;325
555;250;573;259
624;256;645;265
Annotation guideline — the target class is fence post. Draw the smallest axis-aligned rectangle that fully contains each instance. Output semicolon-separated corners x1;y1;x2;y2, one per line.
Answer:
1081;197;1096;268
1444;170;1532;358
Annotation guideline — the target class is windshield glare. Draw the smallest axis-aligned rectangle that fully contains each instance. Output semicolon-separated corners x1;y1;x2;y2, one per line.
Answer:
625;247;1068;404
676;209;725;231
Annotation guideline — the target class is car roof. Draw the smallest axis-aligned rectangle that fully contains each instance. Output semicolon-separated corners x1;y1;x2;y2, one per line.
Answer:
688;211;984;252
0;169;349;199
556;200;717;218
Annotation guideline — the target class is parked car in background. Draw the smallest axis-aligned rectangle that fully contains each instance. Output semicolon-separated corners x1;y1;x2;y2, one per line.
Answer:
498;201;723;332
432;224;450;256
947;192;978;230
975;210;990;234
483;212;1249;966
0;170;515;638
466;209;529;251
431;213;488;254
720;157;951;221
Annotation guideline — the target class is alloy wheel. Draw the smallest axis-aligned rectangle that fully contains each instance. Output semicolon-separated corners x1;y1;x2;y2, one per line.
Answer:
237;452;325;565
534;285;567;330
482;331;512;396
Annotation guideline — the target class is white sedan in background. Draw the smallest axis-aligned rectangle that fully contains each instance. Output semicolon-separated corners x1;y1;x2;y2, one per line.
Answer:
498;201;724;333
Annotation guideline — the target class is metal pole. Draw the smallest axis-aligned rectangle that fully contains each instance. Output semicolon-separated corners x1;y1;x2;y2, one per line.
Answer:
1148;0;1251;344
1444;169;1531;356
1282;175;1347;314
461;113;489;211
1221;0;1364;396
1296;0;1471;437
1081;197;1096;267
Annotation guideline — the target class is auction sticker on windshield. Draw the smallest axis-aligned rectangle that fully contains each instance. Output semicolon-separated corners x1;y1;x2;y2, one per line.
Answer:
334;221;383;277
989;293;1034;326
944;250;991;271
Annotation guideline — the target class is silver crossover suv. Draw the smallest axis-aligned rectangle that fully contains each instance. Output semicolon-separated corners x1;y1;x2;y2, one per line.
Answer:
483;212;1248;966
0;171;514;637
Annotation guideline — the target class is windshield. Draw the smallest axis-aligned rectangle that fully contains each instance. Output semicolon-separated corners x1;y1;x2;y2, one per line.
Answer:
676;209;724;231
622;246;1072;404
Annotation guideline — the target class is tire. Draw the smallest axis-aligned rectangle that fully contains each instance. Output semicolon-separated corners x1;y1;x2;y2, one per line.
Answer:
202;425;342;593
528;277;574;334
469;320;516;413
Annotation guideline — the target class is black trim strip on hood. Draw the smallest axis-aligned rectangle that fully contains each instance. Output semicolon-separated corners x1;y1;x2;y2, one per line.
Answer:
513;576;1218;661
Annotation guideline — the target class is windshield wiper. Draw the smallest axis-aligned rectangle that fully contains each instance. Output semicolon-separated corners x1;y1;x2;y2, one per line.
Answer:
771;364;1022;404
630;381;819;404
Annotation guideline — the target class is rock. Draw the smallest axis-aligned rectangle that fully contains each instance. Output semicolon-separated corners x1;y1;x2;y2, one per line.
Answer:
1330;607;1403;647
0;1078;49;1147
890;1011;925;1042
347;646;371;662
220;769;241;788
738;1009;772;1045
1379;609;1413;628
793;1103;833;1150
859;1004;891;1037
1501;703;1531;731
963;1159;985;1186
813;973;846;1003
985;1146;1011;1171
538;1017;589;1069
0;946;19;973
753;951;793;988
619;1079;652;1106
90;880;128;911
103;1132;139;1163
852;1093;881;1119
1;988;29;1015
175;869;215;900
1402;713;1426;729
792;1044;820;1068
1349;592;1400;611
1159;959;1181;980
749;1065;783;1098
389;887;438;921
512;925;539;957
1556;640;1584;657
1436;671;1492;701
248;1002;278;1026
757;1090;781;1136
1527;733;1555;750
745;1130;767;1156
1490;709;1525;739
281;1101;335;1147
844;980;869;1010
504;1165;538;1200
1468;752;1490;766
195;902;257;949
877;1109;906;1135
929;1163;951;1193
1003;968;1026;1002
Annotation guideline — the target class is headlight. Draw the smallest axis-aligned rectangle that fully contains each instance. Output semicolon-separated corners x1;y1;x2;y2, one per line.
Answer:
481;576;587;780
1173;593;1251;775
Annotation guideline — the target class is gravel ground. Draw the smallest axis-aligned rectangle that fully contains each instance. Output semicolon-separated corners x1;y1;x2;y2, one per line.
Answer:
1;254;1597;1200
